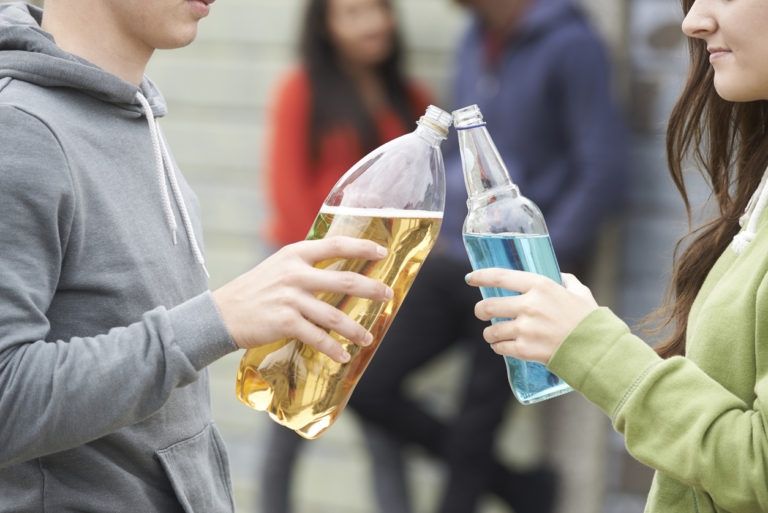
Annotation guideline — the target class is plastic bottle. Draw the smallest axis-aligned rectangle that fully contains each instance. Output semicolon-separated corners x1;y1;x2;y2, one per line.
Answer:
236;105;452;438
454;104;573;404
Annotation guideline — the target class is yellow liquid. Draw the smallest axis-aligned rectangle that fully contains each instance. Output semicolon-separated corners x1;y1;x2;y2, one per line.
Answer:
236;205;442;438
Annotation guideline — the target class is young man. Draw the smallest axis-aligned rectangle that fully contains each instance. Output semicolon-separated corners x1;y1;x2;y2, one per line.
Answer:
0;1;392;511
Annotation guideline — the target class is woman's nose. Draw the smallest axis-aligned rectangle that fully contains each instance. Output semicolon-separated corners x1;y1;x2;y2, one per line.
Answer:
681;0;717;39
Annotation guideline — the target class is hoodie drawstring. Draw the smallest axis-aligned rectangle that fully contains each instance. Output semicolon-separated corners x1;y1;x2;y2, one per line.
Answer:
732;166;768;254
135;91;210;277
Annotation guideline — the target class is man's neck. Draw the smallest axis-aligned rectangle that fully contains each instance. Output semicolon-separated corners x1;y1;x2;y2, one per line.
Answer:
477;0;532;35
41;2;152;86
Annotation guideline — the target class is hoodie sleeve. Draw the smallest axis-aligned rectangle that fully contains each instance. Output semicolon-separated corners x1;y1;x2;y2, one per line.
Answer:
544;29;629;268
548;307;768;512
0;105;236;468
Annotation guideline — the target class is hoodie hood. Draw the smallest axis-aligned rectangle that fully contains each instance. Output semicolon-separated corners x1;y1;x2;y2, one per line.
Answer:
0;2;166;117
468;0;584;46
518;0;584;42
0;2;208;275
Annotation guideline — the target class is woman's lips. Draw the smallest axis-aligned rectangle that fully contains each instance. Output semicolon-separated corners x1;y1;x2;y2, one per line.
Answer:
708;47;731;63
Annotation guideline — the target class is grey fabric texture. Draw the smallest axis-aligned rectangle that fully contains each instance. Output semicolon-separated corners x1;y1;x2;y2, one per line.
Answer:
0;3;238;512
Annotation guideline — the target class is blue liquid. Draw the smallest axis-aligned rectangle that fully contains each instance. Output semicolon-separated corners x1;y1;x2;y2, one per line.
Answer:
463;232;573;404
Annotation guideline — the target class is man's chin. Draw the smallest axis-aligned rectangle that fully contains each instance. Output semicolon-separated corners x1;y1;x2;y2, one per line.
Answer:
156;27;199;50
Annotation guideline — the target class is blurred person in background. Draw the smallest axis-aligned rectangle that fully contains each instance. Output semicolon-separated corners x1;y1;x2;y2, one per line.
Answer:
259;0;430;511
349;0;628;511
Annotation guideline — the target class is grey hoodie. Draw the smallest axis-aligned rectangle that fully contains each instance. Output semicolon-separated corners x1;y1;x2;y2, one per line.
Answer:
0;3;238;511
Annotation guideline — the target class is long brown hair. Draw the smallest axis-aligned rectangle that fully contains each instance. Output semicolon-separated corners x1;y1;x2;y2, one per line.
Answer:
300;0;413;160
653;0;768;358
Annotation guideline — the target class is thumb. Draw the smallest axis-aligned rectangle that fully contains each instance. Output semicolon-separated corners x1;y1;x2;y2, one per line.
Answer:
561;273;597;304
560;273;584;289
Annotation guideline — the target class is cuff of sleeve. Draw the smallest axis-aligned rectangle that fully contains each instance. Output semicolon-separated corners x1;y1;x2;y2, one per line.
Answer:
547;307;661;418
168;291;238;370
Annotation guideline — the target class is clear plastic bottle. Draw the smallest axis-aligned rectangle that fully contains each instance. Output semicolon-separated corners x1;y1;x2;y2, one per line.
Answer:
454;104;573;404
236;105;452;438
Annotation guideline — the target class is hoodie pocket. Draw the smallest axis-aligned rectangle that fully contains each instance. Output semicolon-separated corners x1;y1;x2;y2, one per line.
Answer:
156;423;235;513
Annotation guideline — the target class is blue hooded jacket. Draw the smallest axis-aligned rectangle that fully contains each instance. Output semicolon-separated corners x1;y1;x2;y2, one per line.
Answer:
440;0;628;271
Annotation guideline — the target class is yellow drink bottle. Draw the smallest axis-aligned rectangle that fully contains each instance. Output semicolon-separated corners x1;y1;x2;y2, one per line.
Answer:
236;106;452;438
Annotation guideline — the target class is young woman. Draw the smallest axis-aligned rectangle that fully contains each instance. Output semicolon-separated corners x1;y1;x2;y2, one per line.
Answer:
466;0;768;511
265;0;429;248
260;0;429;512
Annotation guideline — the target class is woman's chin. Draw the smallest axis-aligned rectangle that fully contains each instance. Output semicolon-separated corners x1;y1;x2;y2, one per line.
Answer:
713;79;768;103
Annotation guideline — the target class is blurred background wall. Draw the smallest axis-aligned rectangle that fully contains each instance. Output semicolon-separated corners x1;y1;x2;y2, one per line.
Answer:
4;1;708;512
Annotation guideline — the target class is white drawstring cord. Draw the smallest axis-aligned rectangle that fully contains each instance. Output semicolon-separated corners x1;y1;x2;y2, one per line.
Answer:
135;92;178;245
158;127;210;277
135;91;210;277
732;166;768;254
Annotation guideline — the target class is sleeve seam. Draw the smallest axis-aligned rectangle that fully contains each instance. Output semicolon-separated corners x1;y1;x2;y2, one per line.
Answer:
1;104;77;257
611;359;664;421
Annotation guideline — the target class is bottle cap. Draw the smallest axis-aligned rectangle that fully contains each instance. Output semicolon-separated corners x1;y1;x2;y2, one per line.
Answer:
452;104;486;130
418;105;452;136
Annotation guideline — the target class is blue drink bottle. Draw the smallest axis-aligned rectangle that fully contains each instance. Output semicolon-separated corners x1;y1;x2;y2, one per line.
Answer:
454;104;572;404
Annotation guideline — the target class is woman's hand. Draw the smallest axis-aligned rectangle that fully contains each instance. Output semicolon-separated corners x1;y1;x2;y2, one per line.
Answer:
466;270;599;365
212;236;394;363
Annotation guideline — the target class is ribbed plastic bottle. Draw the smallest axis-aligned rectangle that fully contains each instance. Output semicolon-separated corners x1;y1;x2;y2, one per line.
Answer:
236;105;452;438
454;104;573;404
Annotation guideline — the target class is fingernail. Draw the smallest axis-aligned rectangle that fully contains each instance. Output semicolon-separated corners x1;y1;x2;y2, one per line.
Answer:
465;273;472;283
341;351;351;363
363;332;374;346
384;287;394;300
377;245;388;257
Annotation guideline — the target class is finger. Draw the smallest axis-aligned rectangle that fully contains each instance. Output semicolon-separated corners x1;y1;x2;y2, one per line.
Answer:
465;268;548;294
489;339;521;358
293;236;388;264
302;268;394;302
490;339;549;364
291;318;353;363
483;320;517;344
299;295;374;348
475;296;523;322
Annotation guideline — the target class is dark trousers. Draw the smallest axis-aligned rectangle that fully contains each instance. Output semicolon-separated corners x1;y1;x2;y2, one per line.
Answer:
349;254;555;513
259;420;411;513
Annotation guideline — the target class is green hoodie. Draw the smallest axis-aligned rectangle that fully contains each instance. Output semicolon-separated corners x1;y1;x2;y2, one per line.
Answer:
548;212;768;512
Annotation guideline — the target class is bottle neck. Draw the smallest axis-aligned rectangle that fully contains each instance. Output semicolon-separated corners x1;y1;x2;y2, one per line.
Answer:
456;123;516;198
415;120;447;147
466;184;519;212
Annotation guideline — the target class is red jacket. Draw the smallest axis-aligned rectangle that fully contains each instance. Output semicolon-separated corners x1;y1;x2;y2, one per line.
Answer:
264;68;431;246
